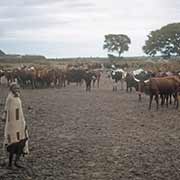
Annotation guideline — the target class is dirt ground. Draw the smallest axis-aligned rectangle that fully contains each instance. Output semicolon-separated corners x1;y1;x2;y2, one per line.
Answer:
1;73;180;180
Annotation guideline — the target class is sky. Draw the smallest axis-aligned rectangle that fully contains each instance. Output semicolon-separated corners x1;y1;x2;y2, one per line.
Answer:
0;0;180;58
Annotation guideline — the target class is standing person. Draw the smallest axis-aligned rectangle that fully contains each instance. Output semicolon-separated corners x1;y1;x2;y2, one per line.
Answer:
1;82;29;168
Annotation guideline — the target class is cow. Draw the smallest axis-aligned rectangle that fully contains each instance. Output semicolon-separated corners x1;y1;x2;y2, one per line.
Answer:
4;70;16;86
91;70;102;88
46;69;57;87
7;138;28;168
125;73;139;92
92;73;97;88
16;66;37;89
111;69;126;90
125;69;155;101
95;70;101;88
36;68;50;88
111;71;122;83
66;69;85;86
55;69;66;88
148;76;180;110
83;70;95;91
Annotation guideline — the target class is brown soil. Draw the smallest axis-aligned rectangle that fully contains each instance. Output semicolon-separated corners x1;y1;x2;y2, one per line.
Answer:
1;73;180;180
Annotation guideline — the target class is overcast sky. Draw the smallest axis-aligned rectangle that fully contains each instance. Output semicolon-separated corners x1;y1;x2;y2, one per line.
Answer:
0;0;180;58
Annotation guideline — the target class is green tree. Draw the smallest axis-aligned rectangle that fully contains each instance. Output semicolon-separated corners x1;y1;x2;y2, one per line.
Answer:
103;34;131;57
143;23;180;58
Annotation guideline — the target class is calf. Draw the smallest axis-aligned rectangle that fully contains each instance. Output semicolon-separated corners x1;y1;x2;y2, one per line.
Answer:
7;138;28;168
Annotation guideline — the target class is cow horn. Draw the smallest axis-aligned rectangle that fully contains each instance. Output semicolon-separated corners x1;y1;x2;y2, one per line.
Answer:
144;79;150;83
134;76;140;82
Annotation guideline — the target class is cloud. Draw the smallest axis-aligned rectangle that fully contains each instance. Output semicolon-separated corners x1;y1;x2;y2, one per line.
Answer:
0;0;180;57
0;0;65;7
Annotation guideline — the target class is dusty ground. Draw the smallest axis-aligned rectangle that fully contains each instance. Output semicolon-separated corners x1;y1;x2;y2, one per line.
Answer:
1;73;180;180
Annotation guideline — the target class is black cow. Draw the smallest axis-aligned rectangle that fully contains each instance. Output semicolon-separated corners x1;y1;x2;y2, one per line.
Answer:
111;71;123;83
66;69;85;86
125;70;154;101
125;73;139;92
83;71;95;91
7;138;28;168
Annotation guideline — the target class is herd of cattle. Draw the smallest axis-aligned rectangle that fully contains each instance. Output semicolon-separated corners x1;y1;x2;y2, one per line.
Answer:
0;65;180;110
111;67;180;110
0;66;101;91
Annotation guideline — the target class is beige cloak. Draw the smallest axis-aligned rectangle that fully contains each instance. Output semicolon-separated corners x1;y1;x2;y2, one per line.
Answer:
4;92;29;154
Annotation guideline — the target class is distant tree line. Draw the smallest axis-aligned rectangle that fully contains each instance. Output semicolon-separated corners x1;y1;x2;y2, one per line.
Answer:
0;50;46;61
103;22;180;59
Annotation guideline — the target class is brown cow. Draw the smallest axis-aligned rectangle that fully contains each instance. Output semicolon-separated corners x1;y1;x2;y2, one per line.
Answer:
16;67;37;89
36;68;49;88
55;69;66;88
93;70;101;88
148;76;180;110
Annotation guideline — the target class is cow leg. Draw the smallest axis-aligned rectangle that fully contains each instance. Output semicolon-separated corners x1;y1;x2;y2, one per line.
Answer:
177;95;179;109
130;87;132;92
138;93;141;102
87;81;91;91
88;81;91;91
97;79;100;88
155;94;159;110
160;94;164;107
169;94;172;105
88;84;90;91
175;92;179;109
14;153;23;168
166;95;169;108
8;152;13;167
63;80;66;87
172;93;178;108
59;79;62;88
113;83;115;91
121;80;123;90
85;82;88;91
149;94;153;110
32;80;35;89
21;80;25;89
93;80;95;88
126;83;128;92
114;85;117;91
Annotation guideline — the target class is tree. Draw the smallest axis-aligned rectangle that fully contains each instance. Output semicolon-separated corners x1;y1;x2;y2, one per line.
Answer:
143;23;180;58
103;34;131;57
